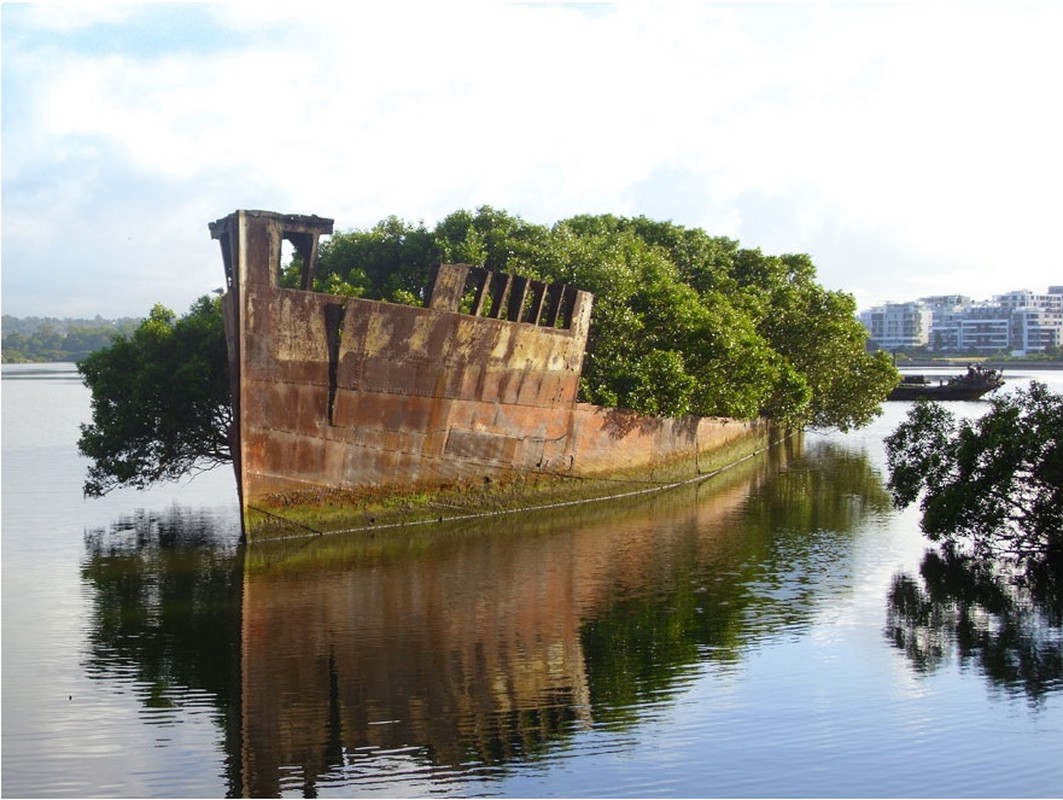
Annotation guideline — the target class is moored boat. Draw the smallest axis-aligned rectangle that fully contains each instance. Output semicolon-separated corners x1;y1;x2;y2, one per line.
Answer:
887;365;1004;401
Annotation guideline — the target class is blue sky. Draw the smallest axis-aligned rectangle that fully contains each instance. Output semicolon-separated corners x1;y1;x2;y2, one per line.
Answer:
3;2;1062;319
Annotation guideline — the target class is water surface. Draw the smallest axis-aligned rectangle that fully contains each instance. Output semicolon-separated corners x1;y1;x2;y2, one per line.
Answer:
3;363;1061;797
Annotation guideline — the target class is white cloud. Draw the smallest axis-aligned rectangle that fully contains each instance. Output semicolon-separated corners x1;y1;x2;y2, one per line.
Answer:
3;2;1062;317
16;3;135;31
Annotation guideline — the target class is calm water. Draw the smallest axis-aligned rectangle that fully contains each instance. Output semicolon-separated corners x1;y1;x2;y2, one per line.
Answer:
3;363;1061;798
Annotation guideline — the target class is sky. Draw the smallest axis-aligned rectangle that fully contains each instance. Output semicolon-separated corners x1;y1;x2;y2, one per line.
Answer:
3;2;1062;319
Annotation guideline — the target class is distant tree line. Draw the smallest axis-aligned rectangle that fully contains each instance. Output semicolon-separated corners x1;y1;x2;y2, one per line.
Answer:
2;315;140;363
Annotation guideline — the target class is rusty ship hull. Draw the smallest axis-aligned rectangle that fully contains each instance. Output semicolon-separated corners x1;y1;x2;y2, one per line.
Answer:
211;210;774;539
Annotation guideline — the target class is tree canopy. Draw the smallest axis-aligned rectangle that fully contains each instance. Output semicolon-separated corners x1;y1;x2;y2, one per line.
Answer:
884;383;1063;567
78;296;232;496
80;208;897;496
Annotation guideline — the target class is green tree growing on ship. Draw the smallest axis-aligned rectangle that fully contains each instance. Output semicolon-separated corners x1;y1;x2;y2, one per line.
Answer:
78;208;898;496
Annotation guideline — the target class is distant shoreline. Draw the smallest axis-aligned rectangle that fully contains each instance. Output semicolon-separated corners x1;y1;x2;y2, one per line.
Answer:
898;359;1063;370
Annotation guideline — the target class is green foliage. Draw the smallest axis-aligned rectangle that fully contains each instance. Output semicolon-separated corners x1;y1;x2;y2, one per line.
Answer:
885;383;1063;566
314;216;437;303
77;296;231;497
435;205;558;278
757;283;896;429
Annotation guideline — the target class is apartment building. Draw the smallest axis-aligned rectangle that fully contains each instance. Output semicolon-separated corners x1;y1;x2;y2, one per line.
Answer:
859;302;933;350
861;286;1062;355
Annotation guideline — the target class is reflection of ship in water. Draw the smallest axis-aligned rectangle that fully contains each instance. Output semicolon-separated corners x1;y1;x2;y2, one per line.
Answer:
238;439;799;796
79;434;899;796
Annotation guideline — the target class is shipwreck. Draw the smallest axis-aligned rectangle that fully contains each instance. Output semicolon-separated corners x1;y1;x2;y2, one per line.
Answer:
210;210;778;539
886;365;1004;401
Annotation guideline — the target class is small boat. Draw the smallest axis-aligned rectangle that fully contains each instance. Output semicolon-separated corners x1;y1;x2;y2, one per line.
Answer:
887;365;1004;401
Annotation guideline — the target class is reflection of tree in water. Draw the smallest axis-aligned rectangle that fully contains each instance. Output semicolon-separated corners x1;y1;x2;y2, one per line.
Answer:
742;438;893;538
80;508;244;790
582;439;893;723
886;551;1063;703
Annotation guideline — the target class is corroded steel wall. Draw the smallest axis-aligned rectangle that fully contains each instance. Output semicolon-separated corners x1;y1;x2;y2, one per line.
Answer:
212;210;762;535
